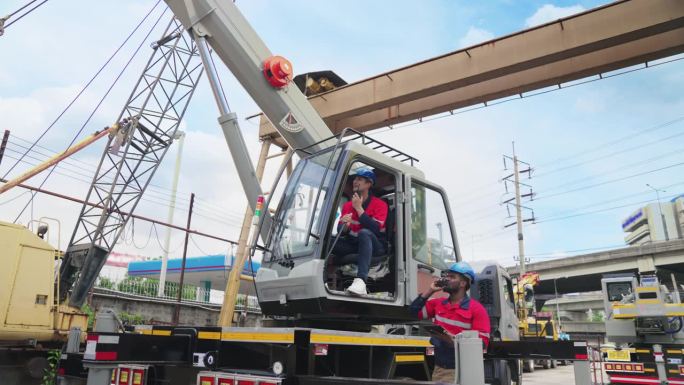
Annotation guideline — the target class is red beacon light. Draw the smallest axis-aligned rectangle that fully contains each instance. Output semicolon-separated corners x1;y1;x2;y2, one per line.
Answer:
263;56;293;88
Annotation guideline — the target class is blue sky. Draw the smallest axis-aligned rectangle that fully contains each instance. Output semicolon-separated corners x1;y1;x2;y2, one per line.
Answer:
1;0;683;268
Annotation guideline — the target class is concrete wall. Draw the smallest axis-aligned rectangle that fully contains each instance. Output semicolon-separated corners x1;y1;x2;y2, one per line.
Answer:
91;288;262;327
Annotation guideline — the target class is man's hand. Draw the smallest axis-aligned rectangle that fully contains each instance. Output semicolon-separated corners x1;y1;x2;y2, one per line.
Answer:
421;279;442;299
340;213;353;225
351;192;364;213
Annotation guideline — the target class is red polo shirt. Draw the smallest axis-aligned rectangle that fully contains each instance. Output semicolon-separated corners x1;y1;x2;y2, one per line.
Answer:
339;195;387;237
416;295;491;347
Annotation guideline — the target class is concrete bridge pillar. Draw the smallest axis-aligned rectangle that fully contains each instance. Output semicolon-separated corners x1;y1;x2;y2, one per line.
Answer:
637;254;656;273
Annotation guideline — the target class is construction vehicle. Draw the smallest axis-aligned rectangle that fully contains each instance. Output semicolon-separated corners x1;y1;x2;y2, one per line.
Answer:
0;221;89;384
0;0;597;383
512;272;564;372
601;272;684;385
53;0;593;383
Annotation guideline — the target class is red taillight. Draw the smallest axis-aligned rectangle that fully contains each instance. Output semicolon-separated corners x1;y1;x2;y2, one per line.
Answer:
199;375;215;385
58;367;66;376
118;367;130;385
217;378;234;385
237;380;256;385
259;382;278;385
111;368;118;384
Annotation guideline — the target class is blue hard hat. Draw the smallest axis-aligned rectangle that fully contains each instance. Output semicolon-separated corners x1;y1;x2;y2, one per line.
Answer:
353;167;376;185
447;261;476;283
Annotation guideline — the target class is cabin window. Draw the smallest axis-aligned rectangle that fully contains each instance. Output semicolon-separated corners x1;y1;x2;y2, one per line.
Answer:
269;148;340;261
410;183;456;270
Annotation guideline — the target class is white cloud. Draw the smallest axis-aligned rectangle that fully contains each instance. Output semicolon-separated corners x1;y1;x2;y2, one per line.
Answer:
525;4;586;28
3;0;684;270
458;26;495;48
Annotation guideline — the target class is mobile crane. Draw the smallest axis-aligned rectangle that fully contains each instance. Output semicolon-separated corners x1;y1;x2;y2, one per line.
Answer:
0;0;594;383
601;272;684;385
54;0;590;384
512;272;562;372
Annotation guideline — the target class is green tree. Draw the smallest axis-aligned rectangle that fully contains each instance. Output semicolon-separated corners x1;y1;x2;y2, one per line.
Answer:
41;349;60;385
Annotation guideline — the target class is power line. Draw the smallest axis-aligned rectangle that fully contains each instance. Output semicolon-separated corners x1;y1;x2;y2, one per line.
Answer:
13;3;168;222
537;148;684;195
536;179;684;221
527;243;627;259
2;0;162;180
3;146;248;228
452;116;684;217
536;115;684;170
0;177;240;246
6;135;250;221
536;191;683;224
536;160;684;201
1;0;49;33
453;147;684;222
0;153;203;216
0;190;31;206
534;127;684;179
189;235;212;256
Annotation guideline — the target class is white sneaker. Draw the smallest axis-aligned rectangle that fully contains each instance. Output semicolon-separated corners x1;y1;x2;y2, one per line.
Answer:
346;278;367;296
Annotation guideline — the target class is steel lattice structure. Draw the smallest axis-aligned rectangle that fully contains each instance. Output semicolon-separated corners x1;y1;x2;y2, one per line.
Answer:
60;17;204;307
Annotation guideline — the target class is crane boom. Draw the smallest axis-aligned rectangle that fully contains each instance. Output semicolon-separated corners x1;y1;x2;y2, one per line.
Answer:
164;0;335;152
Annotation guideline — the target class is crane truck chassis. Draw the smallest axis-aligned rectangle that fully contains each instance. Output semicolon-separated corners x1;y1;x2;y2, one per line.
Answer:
57;321;592;385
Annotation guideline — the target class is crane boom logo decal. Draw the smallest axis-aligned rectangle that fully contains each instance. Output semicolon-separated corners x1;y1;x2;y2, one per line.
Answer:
279;112;304;133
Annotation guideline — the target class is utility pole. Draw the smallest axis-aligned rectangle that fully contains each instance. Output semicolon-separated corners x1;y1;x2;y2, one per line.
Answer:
159;131;186;297
503;142;534;275
173;192;194;326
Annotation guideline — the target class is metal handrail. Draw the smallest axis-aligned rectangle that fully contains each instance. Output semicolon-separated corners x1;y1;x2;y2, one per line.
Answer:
296;127;419;166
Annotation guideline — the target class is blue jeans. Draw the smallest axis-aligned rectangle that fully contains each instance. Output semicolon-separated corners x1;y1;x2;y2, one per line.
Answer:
332;229;386;280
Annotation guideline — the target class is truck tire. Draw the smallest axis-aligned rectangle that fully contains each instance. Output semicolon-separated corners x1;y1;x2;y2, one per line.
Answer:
523;360;535;373
511;360;523;385
542;360;550;369
550;359;557;369
488;360;513;385
499;361;512;385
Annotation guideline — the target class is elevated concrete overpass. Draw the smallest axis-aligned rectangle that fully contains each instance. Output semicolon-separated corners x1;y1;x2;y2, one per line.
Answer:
547;293;603;313
507;239;684;296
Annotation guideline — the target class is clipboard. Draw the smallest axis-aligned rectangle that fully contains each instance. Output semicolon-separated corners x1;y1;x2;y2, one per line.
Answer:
422;325;454;345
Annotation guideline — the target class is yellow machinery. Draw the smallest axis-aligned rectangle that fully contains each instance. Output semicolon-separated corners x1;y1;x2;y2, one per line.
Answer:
0;220;88;382
0;220;88;343
513;272;562;371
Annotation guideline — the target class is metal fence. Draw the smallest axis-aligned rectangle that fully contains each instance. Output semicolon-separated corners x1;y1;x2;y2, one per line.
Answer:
94;275;261;313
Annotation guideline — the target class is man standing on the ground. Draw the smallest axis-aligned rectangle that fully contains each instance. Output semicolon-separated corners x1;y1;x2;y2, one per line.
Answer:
409;261;491;383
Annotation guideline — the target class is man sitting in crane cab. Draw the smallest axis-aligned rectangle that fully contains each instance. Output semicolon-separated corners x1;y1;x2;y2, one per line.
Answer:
331;168;388;296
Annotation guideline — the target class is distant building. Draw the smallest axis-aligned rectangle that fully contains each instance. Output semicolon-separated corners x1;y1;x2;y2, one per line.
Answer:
622;196;684;245
127;254;260;295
